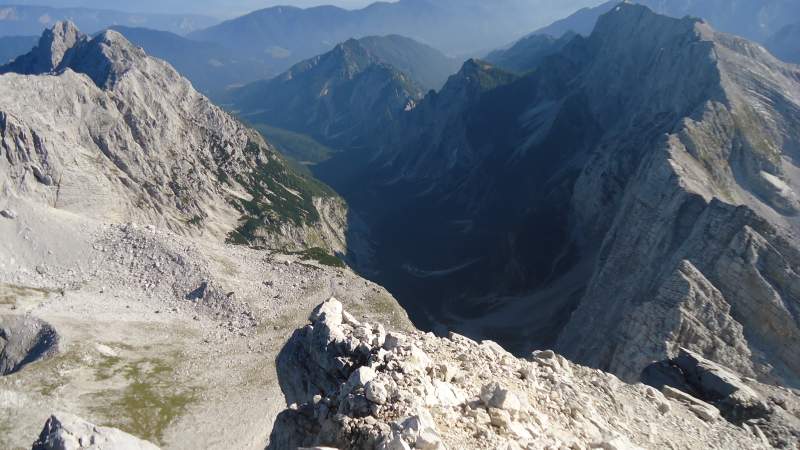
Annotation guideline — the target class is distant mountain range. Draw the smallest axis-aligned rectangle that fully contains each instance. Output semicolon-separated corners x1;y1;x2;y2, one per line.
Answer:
0;1;608;97
182;0;603;89
0;4;217;36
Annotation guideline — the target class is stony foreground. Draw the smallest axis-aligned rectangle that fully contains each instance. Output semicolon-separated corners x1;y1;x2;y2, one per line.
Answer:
266;298;798;449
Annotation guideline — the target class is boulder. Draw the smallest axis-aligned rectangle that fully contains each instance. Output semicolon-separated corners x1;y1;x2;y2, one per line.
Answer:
31;413;160;450
662;386;720;422
0;315;59;376
674;348;769;421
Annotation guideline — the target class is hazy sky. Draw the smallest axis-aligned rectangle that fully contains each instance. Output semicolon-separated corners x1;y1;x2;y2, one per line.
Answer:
0;0;390;17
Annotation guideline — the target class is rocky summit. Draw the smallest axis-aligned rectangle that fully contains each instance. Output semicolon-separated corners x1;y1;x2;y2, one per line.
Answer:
269;298;788;449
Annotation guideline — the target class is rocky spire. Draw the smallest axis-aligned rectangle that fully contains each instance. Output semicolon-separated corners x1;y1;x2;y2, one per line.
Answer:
0;21;86;75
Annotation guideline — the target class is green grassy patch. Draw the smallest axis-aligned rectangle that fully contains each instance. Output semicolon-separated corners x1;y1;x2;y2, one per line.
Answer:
290;247;346;268
226;139;336;246
90;355;196;446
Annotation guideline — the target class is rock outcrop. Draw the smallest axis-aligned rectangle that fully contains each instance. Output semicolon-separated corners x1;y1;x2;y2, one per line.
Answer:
268;299;773;449
0;21;348;254
0;315;58;376
643;349;800;448
32;413;160;450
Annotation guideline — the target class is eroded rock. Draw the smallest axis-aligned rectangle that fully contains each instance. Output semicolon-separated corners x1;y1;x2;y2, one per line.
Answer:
0;315;58;376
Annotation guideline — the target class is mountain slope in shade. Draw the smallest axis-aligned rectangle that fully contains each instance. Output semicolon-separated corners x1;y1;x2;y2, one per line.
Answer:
766;23;800;64
485;31;577;73
356;35;461;91
0;4;216;37
0;21;348;253
231;37;429;158
0;35;36;63
321;4;800;403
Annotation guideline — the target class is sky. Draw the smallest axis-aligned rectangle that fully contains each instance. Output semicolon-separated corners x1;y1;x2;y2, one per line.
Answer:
0;0;390;17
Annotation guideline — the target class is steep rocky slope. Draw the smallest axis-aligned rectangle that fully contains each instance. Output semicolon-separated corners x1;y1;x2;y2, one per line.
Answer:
485;32;576;73
268;299;792;448
316;4;800;395
0;21;349;254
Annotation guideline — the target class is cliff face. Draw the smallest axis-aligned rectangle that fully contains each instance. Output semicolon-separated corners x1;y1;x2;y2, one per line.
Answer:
0;22;349;253
557;7;800;385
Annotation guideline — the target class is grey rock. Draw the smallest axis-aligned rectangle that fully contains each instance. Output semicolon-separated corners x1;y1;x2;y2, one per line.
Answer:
662;386;721;422
31;166;53;186
0;315;58;376
365;380;389;404
674;348;770;421
0;209;16;219
31;413;160;450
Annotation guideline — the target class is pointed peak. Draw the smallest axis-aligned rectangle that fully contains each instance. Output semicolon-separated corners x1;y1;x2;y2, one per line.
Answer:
48;20;82;39
0;20;87;75
332;38;370;59
438;58;515;98
41;21;85;53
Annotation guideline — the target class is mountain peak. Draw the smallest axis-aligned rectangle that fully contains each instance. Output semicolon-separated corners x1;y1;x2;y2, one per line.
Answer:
593;2;703;42
0;22;153;89
0;20;87;75
39;20;85;69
